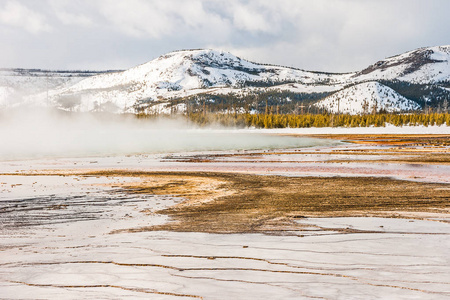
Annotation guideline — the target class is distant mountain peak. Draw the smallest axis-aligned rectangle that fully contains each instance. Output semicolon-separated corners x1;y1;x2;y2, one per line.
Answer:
355;45;450;83
153;48;260;72
2;45;449;114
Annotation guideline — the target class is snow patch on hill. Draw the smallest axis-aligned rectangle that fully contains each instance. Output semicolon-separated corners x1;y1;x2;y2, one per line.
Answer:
354;45;450;84
1;46;448;114
315;82;420;114
35;49;353;113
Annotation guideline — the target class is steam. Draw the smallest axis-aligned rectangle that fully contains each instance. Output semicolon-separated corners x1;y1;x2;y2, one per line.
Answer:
0;108;331;160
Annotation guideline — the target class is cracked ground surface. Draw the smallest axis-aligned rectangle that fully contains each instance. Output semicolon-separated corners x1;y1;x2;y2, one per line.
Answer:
1;134;449;299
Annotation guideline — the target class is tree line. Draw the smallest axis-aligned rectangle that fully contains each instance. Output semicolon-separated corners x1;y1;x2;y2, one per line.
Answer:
137;111;450;128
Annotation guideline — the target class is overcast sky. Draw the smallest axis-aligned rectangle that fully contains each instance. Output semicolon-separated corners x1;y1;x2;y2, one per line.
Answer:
0;0;448;72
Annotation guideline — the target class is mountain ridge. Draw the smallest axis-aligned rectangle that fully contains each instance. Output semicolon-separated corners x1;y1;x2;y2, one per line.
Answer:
315;81;421;114
1;45;449;114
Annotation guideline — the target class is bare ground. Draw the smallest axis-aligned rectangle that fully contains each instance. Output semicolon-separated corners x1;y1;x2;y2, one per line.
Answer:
3;134;449;234
86;171;450;234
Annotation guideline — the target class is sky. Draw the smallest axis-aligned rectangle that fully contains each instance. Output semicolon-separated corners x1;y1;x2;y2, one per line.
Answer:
0;0;448;73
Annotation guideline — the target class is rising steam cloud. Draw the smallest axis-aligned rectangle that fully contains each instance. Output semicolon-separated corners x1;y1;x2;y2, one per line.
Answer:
0;108;332;160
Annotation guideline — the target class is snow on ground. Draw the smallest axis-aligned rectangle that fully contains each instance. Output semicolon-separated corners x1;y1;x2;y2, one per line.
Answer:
0;174;449;299
353;45;450;84
266;82;342;93
315;81;420;114
0;173;449;300
0;131;449;298
296;217;450;234
2;46;449;114
21;49;353;113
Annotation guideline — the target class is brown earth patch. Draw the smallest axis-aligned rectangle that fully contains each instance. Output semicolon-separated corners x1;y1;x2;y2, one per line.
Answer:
105;173;233;208
93;171;450;234
3;134;449;234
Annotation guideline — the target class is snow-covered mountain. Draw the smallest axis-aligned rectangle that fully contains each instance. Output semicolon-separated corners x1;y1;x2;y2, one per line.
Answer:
315;82;421;114
353;45;450;84
1;45;449;114
36;49;351;112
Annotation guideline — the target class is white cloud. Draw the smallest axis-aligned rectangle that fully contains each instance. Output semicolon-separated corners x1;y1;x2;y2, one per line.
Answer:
48;0;94;27
209;0;450;72
231;3;273;33
0;0;448;71
94;0;231;40
55;11;93;27
0;0;51;34
95;0;174;38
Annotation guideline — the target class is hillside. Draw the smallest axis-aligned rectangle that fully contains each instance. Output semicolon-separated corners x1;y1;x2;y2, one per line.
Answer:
1;45;449;114
315;82;421;114
353;45;450;84
37;49;349;113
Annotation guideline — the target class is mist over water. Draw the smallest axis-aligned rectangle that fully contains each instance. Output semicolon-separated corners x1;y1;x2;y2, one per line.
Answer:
0;109;333;160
